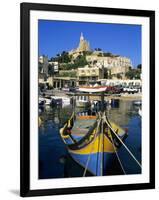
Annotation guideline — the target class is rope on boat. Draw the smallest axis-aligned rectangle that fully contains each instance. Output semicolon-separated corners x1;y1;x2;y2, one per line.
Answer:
96;112;102;176
103;115;142;169
100;118;104;176
96;118;101;176
110;132;126;175
82;118;101;177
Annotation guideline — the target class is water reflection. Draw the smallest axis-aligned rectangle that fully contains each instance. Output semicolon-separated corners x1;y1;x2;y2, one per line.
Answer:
39;100;141;179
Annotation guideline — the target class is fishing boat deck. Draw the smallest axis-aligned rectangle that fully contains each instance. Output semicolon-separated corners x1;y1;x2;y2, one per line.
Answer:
72;116;96;136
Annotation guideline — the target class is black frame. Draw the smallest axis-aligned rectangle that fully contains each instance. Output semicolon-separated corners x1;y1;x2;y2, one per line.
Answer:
20;2;155;197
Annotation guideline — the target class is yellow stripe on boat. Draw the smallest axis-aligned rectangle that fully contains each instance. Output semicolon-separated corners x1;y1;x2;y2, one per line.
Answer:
69;133;116;154
60;123;70;139
38;117;42;127
60;113;125;154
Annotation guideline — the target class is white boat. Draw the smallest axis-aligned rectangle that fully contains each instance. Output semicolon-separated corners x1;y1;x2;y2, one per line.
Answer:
138;108;142;117
39;97;45;104
79;86;107;93
39;96;52;106
51;96;70;105
133;100;142;106
44;97;52;105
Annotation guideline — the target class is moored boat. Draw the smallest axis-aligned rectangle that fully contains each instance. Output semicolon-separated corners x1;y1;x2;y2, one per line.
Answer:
133;100;142;106
138;108;142;117
51;96;70;106
59;87;141;176
79;85;107;93
60;112;128;176
39;97;45;110
39;96;52;106
38;117;42;127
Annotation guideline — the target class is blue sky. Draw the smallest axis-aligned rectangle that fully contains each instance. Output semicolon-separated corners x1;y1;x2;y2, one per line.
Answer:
38;20;141;67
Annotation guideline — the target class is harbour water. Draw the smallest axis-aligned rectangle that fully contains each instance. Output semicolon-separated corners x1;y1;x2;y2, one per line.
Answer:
39;100;141;179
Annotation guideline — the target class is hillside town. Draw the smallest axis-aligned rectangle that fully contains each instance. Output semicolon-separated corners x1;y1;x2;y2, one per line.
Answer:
39;33;142;93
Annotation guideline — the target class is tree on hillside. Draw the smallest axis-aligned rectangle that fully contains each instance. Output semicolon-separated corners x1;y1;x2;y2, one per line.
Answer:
103;68;108;79
117;73;122;79
73;55;88;67
38;62;43;73
125;68;141;80
50;51;71;63
95;48;102;51
103;52;113;57
48;64;54;77
137;64;142;69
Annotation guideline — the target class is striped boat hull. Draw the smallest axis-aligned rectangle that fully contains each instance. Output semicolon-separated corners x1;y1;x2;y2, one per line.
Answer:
60;113;127;176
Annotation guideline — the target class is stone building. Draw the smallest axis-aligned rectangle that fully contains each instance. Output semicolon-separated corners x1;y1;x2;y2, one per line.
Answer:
69;33;132;79
86;54;132;79
52;77;77;89
77;66;104;85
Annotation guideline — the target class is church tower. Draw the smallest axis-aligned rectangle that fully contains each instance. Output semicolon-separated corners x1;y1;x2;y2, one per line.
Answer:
80;32;84;41
69;32;91;58
78;32;90;52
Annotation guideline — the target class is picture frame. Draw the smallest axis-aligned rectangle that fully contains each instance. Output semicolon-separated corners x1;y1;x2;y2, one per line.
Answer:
20;2;155;197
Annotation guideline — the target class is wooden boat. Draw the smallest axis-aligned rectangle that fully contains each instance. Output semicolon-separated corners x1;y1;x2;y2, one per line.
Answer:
50;98;62;106
79;86;107;93
60;86;142;175
60;112;128;176
41;96;52;106
138;108;142;117
38;117;42;127
133;100;142;106
52;96;70;106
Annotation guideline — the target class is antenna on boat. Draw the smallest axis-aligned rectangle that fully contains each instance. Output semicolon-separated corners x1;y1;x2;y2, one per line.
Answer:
101;91;105;113
72;94;76;114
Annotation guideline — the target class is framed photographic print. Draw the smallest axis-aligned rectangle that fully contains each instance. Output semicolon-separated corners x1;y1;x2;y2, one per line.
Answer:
20;2;155;197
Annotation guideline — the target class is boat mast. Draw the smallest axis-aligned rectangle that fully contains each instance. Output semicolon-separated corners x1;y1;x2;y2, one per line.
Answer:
101;91;105;112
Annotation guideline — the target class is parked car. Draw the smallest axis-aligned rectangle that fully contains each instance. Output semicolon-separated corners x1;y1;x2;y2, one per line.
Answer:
105;86;122;94
123;86;138;94
62;87;70;92
69;87;76;92
114;85;123;93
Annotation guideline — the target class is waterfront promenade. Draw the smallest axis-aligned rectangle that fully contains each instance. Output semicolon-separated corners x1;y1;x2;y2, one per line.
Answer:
43;89;142;101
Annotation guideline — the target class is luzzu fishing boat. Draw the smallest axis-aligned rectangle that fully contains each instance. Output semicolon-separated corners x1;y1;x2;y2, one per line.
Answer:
60;86;141;176
60;111;128;176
